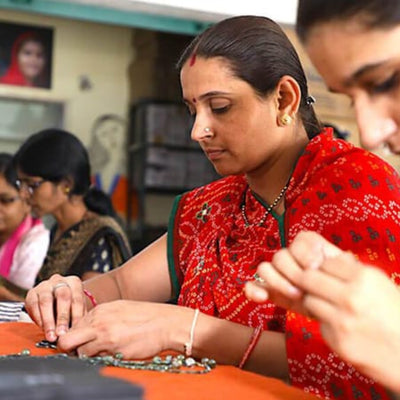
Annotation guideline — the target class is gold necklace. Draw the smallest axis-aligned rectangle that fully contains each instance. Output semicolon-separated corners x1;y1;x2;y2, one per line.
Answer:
241;185;288;227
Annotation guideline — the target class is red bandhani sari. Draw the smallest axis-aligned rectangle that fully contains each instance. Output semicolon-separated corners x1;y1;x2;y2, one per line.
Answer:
168;130;400;399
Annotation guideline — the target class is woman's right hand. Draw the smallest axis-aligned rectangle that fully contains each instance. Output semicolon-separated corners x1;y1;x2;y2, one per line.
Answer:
24;274;87;342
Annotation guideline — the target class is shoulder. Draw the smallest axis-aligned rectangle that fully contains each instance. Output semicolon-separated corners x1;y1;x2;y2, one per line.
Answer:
20;222;49;247
180;175;246;205
307;132;399;178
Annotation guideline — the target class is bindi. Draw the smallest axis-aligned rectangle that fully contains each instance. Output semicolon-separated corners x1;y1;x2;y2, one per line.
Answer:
192;98;197;103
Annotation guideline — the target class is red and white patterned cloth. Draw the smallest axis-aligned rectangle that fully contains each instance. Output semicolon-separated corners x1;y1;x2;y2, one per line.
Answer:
168;129;400;399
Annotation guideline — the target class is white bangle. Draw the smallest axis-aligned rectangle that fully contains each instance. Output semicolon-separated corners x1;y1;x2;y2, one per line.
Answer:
184;308;200;357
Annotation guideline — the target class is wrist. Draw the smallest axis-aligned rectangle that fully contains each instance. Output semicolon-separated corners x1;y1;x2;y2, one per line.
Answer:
167;306;199;354
83;288;97;309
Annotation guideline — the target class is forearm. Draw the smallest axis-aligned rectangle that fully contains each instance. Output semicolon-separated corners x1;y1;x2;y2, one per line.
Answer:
86;234;171;307
82;271;121;308
169;307;288;380
0;286;24;302
0;277;26;301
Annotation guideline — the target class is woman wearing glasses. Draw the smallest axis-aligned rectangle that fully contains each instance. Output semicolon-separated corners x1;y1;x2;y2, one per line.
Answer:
14;129;131;282
0;153;48;300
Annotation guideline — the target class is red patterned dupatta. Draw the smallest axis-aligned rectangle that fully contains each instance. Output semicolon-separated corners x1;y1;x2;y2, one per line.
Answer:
168;129;400;399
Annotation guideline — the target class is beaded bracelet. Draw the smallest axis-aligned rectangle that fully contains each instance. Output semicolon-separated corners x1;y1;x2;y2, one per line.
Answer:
238;325;262;369
83;288;98;308
184;308;200;357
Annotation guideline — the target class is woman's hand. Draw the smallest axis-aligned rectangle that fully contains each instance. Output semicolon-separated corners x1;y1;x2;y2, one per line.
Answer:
57;300;193;359
24;274;86;342
246;230;400;392
300;255;400;392
244;231;342;314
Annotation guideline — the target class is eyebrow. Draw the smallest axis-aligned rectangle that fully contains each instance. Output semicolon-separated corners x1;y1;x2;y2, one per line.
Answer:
344;58;392;87
183;90;231;104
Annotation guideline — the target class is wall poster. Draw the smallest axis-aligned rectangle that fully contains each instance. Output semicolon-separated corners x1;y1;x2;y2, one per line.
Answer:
0;21;53;89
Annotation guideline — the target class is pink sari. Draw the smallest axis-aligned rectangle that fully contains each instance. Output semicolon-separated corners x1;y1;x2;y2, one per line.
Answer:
0;215;42;278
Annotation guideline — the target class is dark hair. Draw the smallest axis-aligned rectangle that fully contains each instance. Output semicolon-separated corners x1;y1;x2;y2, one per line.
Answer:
14;129;116;217
296;0;400;43
0;152;18;190
177;15;322;139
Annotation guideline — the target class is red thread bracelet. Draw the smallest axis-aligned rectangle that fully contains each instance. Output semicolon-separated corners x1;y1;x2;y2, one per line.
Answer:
83;288;98;308
238;325;262;369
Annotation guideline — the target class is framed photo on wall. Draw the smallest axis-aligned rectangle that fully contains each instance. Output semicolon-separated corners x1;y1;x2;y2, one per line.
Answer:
0;21;53;89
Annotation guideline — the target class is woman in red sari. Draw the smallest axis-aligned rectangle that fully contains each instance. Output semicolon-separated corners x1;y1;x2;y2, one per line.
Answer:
0;31;48;88
24;16;400;399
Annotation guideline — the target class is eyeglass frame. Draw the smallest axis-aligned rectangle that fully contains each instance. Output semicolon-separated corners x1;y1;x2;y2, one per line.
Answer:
15;179;47;195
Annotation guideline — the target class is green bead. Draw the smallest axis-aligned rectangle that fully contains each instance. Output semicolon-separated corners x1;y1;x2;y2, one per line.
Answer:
152;356;162;364
20;349;30;356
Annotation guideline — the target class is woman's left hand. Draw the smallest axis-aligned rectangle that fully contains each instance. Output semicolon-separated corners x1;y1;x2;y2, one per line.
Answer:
57;300;192;359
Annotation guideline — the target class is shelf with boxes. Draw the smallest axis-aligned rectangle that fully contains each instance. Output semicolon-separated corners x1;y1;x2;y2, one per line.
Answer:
127;99;219;248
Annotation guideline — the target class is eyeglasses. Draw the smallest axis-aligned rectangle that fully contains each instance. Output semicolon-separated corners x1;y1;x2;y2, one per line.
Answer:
0;196;20;206
15;179;47;195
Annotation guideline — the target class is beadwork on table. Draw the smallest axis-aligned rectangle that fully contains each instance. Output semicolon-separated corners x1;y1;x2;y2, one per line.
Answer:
0;343;217;375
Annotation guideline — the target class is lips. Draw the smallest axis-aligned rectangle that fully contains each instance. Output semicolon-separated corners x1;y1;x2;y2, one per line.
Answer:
204;148;225;160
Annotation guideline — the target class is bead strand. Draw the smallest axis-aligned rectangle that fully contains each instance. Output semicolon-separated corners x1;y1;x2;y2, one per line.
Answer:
241;185;288;227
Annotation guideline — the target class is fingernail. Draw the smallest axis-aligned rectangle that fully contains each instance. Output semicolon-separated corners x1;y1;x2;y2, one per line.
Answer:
287;285;301;296
47;330;57;341
253;286;268;301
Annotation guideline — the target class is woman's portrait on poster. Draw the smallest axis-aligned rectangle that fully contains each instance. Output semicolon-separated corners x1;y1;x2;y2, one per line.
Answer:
0;21;53;89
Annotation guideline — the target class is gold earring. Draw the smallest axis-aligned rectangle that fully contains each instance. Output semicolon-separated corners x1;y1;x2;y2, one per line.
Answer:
280;114;292;126
65;187;70;194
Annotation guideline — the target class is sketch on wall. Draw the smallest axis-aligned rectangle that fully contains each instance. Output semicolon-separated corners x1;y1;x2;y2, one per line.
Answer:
0;21;53;89
88;114;132;220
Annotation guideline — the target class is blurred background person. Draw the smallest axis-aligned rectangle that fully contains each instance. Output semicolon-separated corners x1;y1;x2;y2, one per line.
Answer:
14;129;131;282
0;153;49;301
0;31;49;88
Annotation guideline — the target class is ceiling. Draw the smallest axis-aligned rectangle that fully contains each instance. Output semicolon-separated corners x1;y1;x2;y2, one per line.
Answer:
53;0;299;25
0;0;298;35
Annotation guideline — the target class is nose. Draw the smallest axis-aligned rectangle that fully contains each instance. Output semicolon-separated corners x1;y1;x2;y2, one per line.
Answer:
190;120;213;142
354;97;397;150
18;185;31;200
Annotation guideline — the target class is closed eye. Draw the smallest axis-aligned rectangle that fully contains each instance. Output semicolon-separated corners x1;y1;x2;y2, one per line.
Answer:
212;105;230;115
371;72;399;94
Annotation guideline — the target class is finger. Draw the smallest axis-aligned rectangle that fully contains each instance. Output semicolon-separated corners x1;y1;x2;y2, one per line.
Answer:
300;267;346;304
53;282;73;336
319;251;361;281
57;325;97;355
257;261;302;299
37;286;58;342
270;249;305;292
244;281;269;303
303;293;338;326
289;231;342;270
24;288;43;327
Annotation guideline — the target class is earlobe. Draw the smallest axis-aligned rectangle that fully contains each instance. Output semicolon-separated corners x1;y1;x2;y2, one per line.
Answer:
279;114;293;126
275;75;301;126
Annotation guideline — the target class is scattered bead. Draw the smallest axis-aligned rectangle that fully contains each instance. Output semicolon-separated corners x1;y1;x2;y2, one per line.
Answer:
0;348;216;374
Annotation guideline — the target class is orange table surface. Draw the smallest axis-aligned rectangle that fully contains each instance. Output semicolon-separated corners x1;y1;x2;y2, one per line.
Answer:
0;322;316;400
